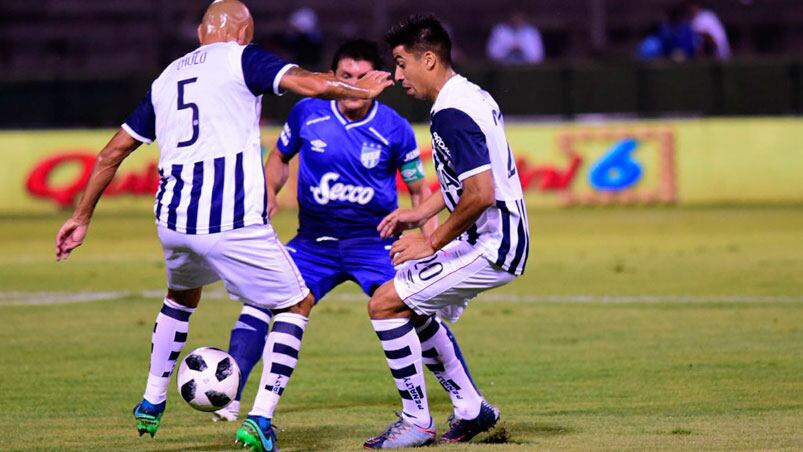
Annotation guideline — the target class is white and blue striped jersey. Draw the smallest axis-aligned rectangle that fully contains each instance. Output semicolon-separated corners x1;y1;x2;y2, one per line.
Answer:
122;41;296;234
430;75;530;275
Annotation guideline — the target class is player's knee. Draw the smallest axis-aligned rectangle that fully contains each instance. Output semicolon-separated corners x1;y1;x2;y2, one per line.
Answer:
368;282;406;319
284;293;315;317
166;287;202;308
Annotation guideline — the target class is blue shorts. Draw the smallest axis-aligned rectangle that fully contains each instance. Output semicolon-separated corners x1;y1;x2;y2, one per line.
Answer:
285;235;396;303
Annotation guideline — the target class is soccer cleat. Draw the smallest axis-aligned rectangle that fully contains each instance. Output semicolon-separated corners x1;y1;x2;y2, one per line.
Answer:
133;399;166;438
212;400;240;422
439;400;500;443
234;415;278;452
363;413;435;449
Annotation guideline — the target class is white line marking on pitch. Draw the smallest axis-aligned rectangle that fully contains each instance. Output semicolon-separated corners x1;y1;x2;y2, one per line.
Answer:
0;290;801;306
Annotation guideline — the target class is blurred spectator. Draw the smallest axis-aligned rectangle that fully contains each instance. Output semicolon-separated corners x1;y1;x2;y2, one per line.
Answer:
686;1;731;60
486;11;544;64
637;6;697;61
277;8;324;67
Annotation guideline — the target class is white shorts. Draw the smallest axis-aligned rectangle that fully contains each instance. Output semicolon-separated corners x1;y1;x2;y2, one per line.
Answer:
393;240;516;322
157;224;309;310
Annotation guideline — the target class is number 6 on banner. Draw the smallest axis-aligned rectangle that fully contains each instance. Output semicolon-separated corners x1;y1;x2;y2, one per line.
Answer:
589;138;642;191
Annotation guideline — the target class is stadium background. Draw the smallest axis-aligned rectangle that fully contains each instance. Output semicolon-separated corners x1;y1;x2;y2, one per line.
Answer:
1;1;802;451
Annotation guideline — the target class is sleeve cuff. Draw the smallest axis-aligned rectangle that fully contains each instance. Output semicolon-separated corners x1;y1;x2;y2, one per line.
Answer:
457;164;491;181
121;123;153;144
273;64;298;96
275;145;293;157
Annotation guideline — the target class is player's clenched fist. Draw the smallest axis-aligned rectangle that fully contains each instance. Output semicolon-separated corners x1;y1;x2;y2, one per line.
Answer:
55;218;89;261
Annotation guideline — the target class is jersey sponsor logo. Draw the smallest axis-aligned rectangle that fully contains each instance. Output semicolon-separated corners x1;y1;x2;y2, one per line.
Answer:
310;172;375;205
360;142;382;169
432;132;450;156
310;139;327;153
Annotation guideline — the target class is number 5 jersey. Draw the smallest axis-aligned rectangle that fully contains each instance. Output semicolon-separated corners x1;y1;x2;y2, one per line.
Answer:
123;42;295;235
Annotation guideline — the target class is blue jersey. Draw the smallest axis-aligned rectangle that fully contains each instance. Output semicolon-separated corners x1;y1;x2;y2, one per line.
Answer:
277;98;422;239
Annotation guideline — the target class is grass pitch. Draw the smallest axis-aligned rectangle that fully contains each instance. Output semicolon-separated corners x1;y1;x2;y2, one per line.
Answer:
1;206;802;451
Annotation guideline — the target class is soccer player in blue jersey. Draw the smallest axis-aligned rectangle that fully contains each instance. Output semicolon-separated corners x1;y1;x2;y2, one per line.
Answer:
361;15;531;448
215;40;493;434
54;2;393;451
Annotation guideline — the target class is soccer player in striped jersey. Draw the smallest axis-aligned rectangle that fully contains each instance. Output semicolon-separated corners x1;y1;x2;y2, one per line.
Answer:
54;1;392;450
214;40;492;433
362;15;530;448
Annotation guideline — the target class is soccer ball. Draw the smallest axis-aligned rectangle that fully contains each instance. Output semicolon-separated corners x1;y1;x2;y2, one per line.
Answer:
176;347;241;412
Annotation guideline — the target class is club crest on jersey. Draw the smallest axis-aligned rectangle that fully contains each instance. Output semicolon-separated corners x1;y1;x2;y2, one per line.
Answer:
360;142;382;169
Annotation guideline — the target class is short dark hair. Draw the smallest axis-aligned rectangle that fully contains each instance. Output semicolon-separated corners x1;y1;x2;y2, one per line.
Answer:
330;39;384;72
385;14;452;66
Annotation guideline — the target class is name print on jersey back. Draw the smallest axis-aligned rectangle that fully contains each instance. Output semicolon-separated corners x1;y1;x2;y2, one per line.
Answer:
176;50;208;71
123;42;296;235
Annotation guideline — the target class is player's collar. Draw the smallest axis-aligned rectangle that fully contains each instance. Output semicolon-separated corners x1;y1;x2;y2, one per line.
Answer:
431;74;465;115
330;100;379;130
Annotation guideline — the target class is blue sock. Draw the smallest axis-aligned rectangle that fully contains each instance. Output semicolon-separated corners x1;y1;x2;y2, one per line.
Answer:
228;305;272;401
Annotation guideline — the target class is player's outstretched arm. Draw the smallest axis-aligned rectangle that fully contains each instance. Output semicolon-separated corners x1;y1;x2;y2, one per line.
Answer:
55;129;141;261
264;147;292;219
279;67;393;100
378;190;446;239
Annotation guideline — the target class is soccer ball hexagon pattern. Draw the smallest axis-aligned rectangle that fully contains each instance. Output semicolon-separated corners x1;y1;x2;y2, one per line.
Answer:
176;347;241;412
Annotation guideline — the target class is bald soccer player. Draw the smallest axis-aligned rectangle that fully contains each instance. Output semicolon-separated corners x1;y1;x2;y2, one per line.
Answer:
54;1;392;451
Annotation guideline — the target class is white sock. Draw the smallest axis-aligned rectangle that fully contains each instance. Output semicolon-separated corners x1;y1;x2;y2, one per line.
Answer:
143;298;195;404
249;312;307;419
372;318;432;429
417;317;484;420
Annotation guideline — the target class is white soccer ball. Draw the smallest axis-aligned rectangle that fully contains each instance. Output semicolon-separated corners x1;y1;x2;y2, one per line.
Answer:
176;347;241;412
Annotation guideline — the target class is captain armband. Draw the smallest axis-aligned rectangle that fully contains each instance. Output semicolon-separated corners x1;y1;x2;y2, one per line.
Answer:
401;160;425;183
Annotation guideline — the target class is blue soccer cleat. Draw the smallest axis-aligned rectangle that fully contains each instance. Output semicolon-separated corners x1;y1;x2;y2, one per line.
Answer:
363;413;435;449
133;399;166;438
439;400;500;443
235;415;279;452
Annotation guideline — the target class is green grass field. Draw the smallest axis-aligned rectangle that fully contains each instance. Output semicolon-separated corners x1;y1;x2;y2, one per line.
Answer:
1;206;802;451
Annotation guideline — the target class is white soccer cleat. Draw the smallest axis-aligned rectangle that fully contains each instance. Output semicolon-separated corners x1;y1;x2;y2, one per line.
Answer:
211;400;240;422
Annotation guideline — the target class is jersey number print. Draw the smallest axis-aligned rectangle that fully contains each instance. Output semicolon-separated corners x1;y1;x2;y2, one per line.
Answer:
177;78;200;148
